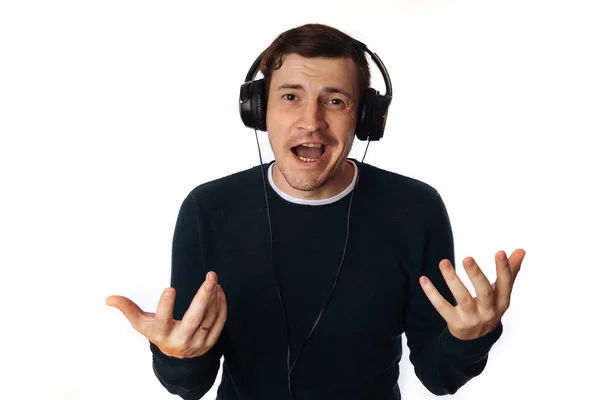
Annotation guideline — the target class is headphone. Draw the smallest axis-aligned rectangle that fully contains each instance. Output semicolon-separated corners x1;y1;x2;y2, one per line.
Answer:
239;40;393;141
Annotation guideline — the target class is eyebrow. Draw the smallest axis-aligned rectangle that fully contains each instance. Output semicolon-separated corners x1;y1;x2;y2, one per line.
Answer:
275;83;353;100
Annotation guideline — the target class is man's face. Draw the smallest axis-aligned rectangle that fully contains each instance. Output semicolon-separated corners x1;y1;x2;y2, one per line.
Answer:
265;53;360;199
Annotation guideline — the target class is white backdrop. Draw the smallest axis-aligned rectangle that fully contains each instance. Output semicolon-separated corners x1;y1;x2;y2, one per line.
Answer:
1;0;599;399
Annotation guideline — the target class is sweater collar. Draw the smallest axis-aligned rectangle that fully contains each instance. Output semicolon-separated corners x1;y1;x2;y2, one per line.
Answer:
267;159;358;206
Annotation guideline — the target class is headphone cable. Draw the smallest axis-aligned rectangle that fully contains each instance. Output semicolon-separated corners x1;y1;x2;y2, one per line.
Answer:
255;129;371;399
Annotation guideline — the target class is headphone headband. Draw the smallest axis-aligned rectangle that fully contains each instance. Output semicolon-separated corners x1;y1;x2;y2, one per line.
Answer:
243;42;393;97
353;40;393;97
245;50;265;83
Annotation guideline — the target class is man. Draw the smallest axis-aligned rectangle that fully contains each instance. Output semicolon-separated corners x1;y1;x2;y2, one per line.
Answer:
107;23;526;400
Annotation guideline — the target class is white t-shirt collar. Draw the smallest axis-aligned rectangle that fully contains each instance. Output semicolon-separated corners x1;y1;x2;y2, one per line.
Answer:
267;159;358;206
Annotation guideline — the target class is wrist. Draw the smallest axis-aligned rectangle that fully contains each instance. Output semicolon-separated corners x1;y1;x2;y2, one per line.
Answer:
448;319;501;341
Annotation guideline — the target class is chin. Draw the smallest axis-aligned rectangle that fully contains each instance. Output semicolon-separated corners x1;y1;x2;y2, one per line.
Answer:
276;149;344;193
287;175;328;192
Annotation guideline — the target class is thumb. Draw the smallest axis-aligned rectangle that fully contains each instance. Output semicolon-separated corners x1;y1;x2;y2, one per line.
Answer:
106;295;152;337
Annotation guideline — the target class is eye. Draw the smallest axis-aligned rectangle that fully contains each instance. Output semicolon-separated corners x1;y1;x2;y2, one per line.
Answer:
283;94;297;101
329;98;344;106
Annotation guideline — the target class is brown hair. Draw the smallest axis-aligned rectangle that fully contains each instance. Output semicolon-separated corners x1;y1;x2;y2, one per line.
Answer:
259;23;371;102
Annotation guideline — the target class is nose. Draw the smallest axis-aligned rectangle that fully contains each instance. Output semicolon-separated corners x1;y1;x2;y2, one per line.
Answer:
298;99;328;133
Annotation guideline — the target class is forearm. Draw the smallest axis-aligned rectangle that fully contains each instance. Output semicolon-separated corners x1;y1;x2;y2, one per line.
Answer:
150;342;221;400
408;321;502;395
152;192;223;398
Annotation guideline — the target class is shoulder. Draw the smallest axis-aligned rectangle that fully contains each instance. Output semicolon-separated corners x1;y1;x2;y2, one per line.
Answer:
184;162;270;212
190;163;264;195
353;160;453;235
354;159;444;209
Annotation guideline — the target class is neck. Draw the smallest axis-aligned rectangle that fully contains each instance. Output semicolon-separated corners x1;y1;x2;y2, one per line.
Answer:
271;159;355;201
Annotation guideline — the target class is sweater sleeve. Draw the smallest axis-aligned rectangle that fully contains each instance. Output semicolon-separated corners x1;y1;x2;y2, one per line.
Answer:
404;191;502;395
150;191;224;400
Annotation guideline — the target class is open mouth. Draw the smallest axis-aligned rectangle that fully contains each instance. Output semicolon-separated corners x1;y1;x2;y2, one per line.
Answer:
291;143;326;163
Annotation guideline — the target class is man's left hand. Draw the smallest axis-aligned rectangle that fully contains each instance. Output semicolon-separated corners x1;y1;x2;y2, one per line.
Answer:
419;249;526;340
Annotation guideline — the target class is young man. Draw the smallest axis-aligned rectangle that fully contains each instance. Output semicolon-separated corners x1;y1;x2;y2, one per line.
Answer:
107;23;526;400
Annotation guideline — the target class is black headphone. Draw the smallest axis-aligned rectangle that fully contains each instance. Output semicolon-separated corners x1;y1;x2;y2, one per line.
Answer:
239;40;393;141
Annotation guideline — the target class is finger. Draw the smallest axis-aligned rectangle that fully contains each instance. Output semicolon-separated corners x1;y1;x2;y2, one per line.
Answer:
419;276;456;323
199;285;228;348
106;295;154;338
198;279;220;334
439;259;476;311
494;250;513;312
180;275;218;335
491;248;526;289
154;288;176;338
463;257;494;309
508;248;526;281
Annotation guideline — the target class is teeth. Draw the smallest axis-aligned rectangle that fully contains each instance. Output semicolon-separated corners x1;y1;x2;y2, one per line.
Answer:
298;156;318;162
300;143;323;148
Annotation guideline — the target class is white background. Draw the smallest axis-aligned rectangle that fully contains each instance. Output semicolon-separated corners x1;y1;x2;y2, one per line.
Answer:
1;0;599;399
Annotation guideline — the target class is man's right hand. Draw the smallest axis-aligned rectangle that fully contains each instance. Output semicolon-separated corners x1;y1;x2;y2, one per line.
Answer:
106;271;227;359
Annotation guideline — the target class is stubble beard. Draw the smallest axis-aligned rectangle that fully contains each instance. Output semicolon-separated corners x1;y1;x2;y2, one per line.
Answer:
280;166;329;192
277;150;348;194
269;133;353;194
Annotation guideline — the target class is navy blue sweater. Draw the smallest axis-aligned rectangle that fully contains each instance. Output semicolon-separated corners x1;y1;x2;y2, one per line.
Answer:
150;159;502;399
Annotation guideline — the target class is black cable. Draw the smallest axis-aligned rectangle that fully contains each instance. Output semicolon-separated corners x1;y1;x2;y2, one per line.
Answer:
255;129;371;399
254;129;293;397
287;139;370;373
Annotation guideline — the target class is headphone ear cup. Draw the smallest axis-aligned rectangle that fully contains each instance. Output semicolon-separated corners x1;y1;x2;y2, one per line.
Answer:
355;88;377;141
355;88;392;141
251;79;267;131
239;79;267;131
369;93;392;141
